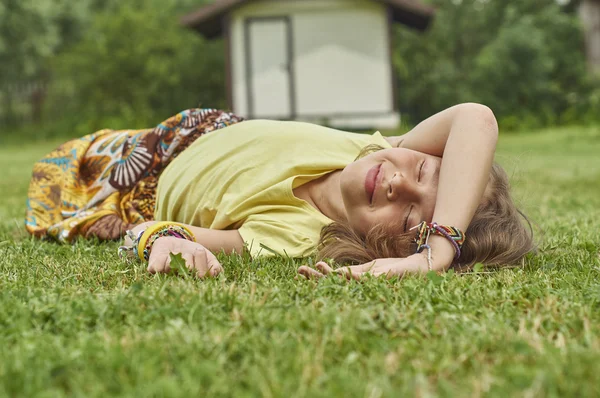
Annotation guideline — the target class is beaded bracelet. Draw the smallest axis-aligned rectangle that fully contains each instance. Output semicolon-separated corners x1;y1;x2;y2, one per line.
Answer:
410;221;466;268
118;222;196;262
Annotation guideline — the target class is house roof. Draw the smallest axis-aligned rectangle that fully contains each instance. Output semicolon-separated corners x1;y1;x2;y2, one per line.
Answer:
181;0;435;38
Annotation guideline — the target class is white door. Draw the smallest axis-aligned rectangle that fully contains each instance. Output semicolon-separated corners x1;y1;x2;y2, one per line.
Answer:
246;17;294;119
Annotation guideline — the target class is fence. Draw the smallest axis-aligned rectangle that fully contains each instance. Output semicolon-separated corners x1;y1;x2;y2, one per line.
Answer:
0;80;74;131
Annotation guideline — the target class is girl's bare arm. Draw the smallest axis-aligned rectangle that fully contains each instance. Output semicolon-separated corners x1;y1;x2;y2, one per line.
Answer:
401;103;498;269
126;221;245;255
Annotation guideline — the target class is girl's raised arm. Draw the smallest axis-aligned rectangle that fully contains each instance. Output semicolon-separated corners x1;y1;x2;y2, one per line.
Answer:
390;102;497;158
401;102;498;244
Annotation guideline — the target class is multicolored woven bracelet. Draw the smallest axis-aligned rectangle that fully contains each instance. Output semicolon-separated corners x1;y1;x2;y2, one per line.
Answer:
118;222;196;262
411;221;465;261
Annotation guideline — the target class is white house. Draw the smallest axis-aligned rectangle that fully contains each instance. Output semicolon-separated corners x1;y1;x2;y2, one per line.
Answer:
182;0;434;129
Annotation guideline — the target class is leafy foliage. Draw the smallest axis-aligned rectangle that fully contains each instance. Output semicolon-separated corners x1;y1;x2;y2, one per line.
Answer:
394;0;597;128
0;0;92;82
47;0;224;133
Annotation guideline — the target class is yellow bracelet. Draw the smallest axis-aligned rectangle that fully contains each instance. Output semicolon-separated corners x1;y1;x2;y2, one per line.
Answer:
136;221;196;261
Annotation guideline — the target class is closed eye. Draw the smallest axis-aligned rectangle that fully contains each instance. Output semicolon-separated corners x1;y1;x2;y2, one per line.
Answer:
418;160;425;182
403;205;413;233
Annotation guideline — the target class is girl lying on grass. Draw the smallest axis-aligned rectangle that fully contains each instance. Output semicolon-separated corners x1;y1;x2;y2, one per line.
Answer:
25;103;534;279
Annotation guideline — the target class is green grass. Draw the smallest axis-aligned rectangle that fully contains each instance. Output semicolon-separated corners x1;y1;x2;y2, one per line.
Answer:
1;126;599;397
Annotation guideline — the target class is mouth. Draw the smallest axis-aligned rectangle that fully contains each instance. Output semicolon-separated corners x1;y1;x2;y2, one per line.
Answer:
365;164;382;204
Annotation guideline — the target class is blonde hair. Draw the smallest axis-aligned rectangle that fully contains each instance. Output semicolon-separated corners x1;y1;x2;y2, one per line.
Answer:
317;162;535;270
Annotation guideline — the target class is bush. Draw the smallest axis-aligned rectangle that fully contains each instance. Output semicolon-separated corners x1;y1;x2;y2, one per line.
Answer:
47;2;226;136
394;0;596;130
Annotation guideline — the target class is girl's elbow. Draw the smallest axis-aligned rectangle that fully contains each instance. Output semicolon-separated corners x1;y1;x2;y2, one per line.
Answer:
459;103;499;140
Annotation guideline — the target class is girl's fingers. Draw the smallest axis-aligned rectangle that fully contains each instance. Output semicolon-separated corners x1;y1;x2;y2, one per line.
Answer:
316;261;353;281
313;262;364;281
315;261;334;274
204;250;223;277
148;251;170;274
193;246;209;278
147;255;159;274
193;245;223;278
146;238;223;279
147;237;179;274
334;266;362;281
163;251;172;274
147;251;158;273
297;266;324;279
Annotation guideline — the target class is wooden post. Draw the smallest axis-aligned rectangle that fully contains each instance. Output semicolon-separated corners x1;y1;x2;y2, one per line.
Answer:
580;0;600;73
30;81;46;124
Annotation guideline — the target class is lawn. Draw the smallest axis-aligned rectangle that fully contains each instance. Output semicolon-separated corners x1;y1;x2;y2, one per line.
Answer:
0;126;599;397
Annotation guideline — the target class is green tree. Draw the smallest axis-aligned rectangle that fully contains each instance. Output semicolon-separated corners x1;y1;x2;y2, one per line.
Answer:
0;0;92;83
49;0;225;133
0;0;93;126
394;0;591;128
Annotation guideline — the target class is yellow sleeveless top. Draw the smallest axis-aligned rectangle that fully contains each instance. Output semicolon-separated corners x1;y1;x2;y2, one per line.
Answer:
155;120;390;257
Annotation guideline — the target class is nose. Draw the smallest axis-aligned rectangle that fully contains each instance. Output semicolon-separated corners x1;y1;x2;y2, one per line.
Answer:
386;172;420;202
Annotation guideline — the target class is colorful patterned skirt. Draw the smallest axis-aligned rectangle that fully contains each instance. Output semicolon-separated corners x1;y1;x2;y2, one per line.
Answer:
25;109;244;242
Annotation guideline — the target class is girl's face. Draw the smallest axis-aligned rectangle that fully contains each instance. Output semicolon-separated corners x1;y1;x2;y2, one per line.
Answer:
340;148;441;236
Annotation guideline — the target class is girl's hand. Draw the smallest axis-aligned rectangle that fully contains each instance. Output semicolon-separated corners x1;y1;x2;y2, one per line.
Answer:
147;237;223;278
297;253;431;280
